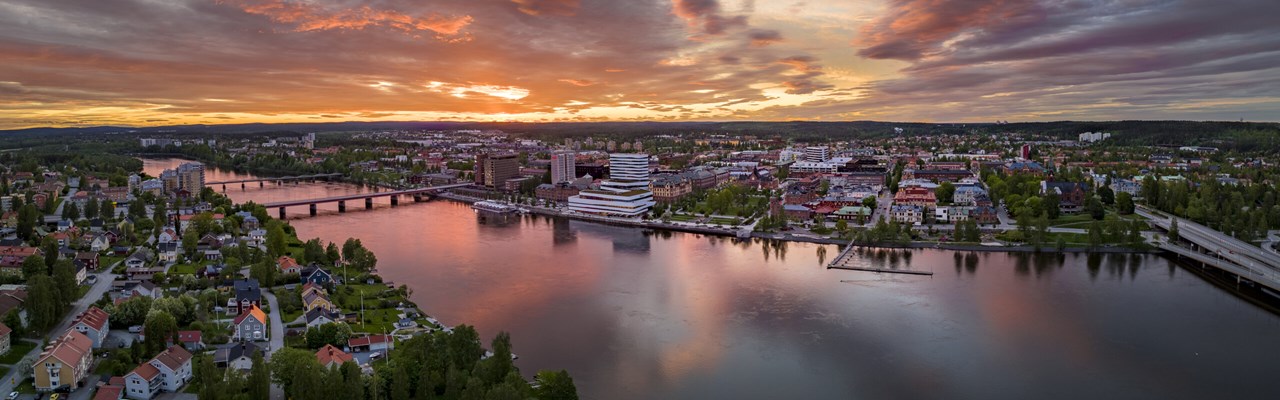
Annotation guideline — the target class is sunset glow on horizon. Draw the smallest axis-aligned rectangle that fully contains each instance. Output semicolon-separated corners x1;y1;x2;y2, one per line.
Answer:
1;0;1277;130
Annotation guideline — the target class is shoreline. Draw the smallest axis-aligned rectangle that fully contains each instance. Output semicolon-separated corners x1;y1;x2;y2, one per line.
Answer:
432;191;1159;255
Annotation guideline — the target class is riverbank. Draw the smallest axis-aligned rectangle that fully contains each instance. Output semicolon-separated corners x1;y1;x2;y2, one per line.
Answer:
434;191;1160;254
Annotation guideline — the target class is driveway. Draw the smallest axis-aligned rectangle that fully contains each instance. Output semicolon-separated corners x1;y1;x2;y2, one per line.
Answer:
260;290;284;358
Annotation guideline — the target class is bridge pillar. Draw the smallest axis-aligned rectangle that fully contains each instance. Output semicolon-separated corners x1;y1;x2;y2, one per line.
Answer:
259;181;264;188
391;196;399;207
278;207;286;219
310;204;317;216
365;198;373;209
241;183;246;190
338;201;346;213
222;184;226;191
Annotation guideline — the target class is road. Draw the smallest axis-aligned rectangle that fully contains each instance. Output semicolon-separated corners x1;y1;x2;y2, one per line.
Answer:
0;267;118;396
1139;206;1280;270
260;290;284;359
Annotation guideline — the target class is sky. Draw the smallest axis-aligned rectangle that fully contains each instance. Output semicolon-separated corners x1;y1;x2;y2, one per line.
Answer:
1;0;1277;130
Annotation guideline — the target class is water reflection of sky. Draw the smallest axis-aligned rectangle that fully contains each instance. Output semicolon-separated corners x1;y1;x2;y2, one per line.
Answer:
144;158;1280;399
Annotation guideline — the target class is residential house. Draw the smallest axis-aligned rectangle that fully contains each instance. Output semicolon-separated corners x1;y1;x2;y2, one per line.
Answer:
315;344;353;368
124;345;193;400
75;252;99;271
232;305;267;342
71;306;110;348
0;322;10;356
93;379;125;400
302;290;335;313
156;243;179;264
213;342;261;370
276;256;301;274
1110;178;1142;198
347;334;394;353
35;330;94;392
230;279;262;314
970;206;1000;225
176;331;204;351
305;308;340;328
300;265;333;286
156;229;179;244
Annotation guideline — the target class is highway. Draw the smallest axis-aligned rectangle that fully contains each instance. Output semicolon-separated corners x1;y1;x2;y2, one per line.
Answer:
1138;205;1280;291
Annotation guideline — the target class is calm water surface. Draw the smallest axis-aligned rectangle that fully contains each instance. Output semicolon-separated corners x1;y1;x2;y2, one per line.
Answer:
145;158;1280;399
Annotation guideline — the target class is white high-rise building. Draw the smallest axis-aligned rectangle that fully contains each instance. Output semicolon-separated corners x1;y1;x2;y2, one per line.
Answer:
804;146;830;162
550;150;576;184
568;153;654;217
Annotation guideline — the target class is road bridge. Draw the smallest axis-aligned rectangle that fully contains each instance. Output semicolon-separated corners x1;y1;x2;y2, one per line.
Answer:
208;173;344;189
1139;205;1280;292
262;183;472;218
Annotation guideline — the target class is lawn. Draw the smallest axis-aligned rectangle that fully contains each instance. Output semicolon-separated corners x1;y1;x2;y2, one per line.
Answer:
352;308;401;334
0;341;36;364
666;214;697;222
709;217;742;226
282;310;304;325
1050;212;1146;228
170;262;199;275
100;255;126;268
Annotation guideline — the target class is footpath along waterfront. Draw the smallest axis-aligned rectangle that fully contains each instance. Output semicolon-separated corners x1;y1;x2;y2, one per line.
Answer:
143;158;1280;400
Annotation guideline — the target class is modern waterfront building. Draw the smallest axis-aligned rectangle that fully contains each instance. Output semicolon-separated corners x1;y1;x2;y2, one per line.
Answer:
804;146;830;162
568;153;655;217
550;150;576;183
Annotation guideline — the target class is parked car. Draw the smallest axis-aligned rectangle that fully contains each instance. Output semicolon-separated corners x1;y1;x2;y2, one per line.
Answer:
128;325;143;333
7;391;19;400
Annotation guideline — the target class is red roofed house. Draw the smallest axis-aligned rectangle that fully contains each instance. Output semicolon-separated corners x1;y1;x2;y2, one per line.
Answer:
176;330;204;351
94;382;124;400
347;334;394;353
315;344;353;368
124;345;193;399
72;306;111;349
35;330;95;392
276;256;301;274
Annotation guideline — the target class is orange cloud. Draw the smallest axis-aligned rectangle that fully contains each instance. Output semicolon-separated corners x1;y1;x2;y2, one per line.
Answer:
227;0;472;38
558;79;596;86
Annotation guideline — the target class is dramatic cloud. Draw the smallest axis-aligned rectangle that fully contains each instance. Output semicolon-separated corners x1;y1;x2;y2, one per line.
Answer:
0;0;1275;129
228;0;473;38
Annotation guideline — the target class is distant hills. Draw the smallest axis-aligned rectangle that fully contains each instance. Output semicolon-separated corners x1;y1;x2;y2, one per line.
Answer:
2;120;1278;151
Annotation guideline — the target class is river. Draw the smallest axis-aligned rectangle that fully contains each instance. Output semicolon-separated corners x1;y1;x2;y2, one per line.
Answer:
143;158;1280;399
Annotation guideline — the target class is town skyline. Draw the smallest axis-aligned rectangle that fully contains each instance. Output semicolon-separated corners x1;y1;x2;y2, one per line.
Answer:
3;0;1279;130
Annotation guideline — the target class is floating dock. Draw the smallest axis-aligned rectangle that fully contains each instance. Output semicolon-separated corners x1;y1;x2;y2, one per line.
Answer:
827;265;934;276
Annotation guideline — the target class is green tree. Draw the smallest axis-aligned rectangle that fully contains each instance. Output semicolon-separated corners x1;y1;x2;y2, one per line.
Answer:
862;196;877;209
52;260;78;305
1116;192;1135;215
304;322;353;349
534;370;579;400
144;310;178;355
21;254;45;281
1098;185;1115;205
1088;220;1104;248
101;199;116;220
935;182;955;205
1086;197;1105;220
1169;219;1180;242
84;198;99;220
62;201;80;221
17;204;38;241
269;347;317;392
325;242;341;265
248;352;271;400
266;220;287;257
27;274;61;332
129;199;146;219
1041;192;1061;220
303;238;326;265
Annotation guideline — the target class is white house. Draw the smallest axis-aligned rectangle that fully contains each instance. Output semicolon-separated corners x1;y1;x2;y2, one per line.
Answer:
70;306;110;349
125;345;193;400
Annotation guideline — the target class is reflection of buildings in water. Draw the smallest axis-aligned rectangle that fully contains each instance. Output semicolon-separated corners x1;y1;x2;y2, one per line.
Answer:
567;220;651;254
551;217;577;246
475;210;518;227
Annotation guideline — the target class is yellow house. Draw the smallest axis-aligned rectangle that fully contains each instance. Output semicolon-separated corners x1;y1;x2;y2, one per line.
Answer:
302;290;335;313
35;330;94;392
